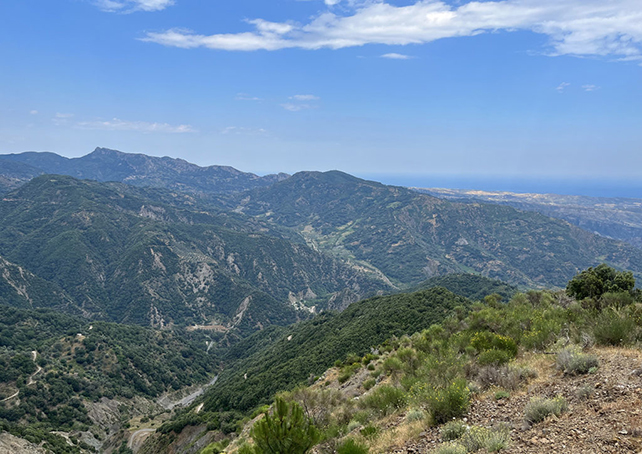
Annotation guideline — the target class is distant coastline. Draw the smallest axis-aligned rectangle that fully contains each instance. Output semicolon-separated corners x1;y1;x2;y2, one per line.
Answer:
357;174;642;199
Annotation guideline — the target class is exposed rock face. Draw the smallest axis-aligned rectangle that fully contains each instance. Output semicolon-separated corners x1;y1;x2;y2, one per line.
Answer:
0;433;47;454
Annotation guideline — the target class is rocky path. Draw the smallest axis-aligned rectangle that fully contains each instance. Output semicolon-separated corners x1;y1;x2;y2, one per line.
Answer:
1;351;41;403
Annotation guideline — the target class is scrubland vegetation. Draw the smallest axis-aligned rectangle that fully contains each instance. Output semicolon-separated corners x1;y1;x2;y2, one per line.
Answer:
202;265;641;454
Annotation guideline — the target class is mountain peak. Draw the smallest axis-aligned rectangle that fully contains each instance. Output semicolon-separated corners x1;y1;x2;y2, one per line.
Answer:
1;148;289;195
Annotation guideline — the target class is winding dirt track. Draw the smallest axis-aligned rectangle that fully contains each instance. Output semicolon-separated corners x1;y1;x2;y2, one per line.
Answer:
1;351;41;402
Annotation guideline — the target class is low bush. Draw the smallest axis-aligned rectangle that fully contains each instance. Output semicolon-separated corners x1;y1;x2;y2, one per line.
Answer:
360;385;406;416
575;384;594;400
475;365;534;391
556;348;598;375
405;408;426;422
459;425;510;453
441;420;467;441
494;390;510;400
470;332;518;358
477;349;514;366
594;309;636;346
359;425;379;439
417;379;470;425
362;379;376;391
435;443;467;454
524;397;567;425
337;439;368;454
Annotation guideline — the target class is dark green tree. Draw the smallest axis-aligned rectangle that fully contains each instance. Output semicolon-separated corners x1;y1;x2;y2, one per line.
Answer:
566;264;635;301
250;397;320;454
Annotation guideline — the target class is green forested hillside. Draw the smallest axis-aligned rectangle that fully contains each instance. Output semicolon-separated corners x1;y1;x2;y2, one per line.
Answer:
0;160;44;194
414;273;517;302
0;148;289;195
0;175;390;333
227;171;642;288
0;305;215;453
202;287;469;414
0;255;76;311
421;187;642;249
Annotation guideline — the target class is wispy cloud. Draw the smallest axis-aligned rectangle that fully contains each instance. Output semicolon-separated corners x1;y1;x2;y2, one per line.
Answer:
236;93;262;101
142;0;642;61
29;110;39;115
381;53;414;60
281;103;317;112
52;113;75;126
96;0;173;13
75;118;196;133
582;84;600;92
289;94;320;101
221;126;268;135
556;82;571;93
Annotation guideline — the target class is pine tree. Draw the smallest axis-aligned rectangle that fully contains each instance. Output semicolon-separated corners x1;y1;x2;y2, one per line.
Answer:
250;397;320;454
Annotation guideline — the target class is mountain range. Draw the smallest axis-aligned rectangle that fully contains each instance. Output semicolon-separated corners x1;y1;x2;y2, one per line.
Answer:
1;148;641;334
419;187;642;249
0;147;288;195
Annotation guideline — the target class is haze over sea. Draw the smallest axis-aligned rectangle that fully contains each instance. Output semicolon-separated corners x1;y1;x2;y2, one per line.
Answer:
359;174;642;199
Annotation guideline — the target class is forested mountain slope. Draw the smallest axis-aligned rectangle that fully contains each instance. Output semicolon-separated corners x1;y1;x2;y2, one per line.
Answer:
420;187;642;249
0;176;389;332
0;305;216;453
226;171;642;288
0;148;289;195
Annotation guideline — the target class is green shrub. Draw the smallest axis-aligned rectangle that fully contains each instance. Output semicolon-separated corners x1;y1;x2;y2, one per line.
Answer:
441;420;467;441
470;332;518;357
419;379;470;425
363;379;376;391
337;439;368;454
351;410;371;424
435;443;467;454
556;348;599;375
201;440;229;454
575;384;594;400
360;385;406;416
346;420;361;432
405;408;426;422
523;397;567;425
485;425;511;452
594;309;636;346
494;390;510;400
382;357;404;375
477;349;514;366
359;425;379;439
249;398;320;454
459;425;510;453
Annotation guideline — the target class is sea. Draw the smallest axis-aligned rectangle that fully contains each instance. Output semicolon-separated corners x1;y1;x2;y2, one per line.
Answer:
356;174;642;199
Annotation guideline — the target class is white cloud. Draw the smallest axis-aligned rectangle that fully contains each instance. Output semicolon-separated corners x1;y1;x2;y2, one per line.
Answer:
96;0;173;13
281;103;317;112
221;126;268;135
556;82;570;92
325;0;342;5
55;113;74;118
582;84;600;91
381;53;414;59
142;0;642;61
236;93;262;101
29;110;38;115
290;94;320;101
75;118;196;133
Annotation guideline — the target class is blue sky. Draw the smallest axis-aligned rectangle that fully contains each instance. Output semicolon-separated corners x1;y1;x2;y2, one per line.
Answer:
1;0;641;181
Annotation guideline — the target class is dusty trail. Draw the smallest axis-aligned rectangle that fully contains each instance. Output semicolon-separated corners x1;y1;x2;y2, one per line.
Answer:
1;350;41;402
